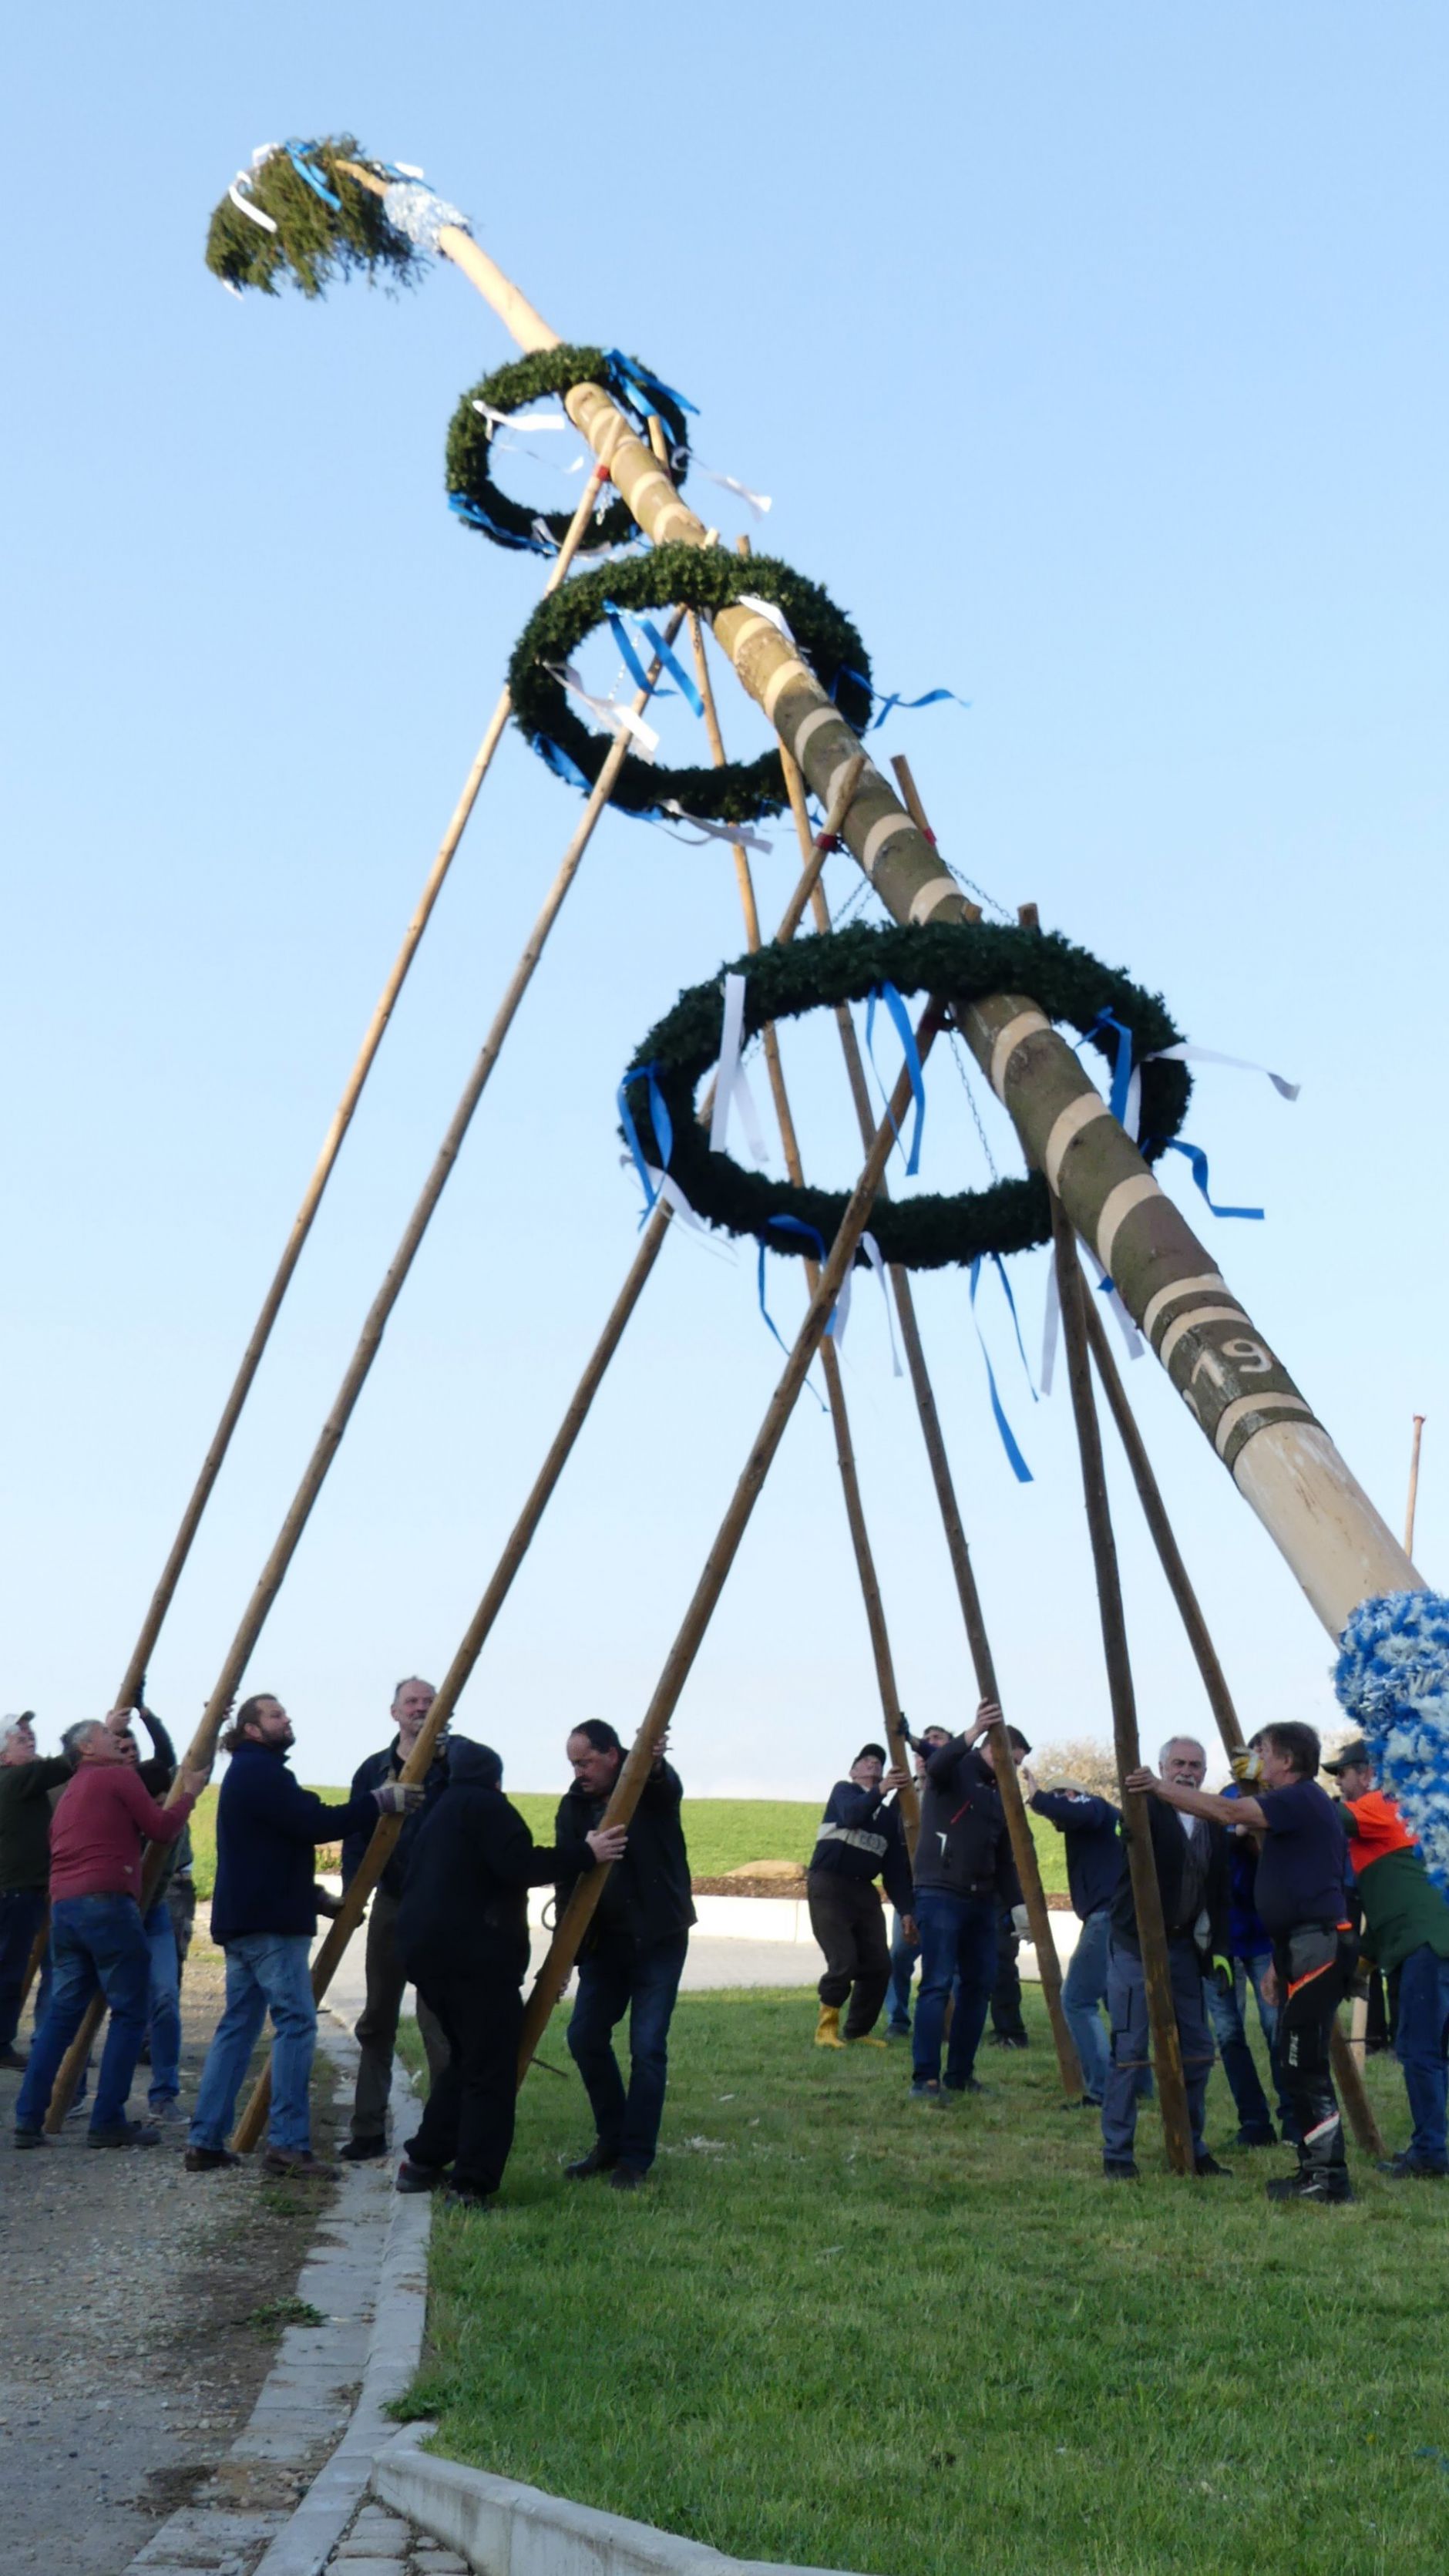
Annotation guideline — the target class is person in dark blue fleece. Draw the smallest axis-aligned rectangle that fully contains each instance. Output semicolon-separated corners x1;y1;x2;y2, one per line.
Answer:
186;1693;420;2181
1027;1772;1122;2107
808;1743;914;2049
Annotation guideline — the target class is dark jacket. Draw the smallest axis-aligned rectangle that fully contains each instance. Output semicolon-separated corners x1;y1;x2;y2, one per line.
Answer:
809;1781;913;1917
0;1754;73;1892
396;1740;556;1985
1220;1782;1272;1962
210;1741;377;1942
1110;1799;1229;1959
342;1738;451;1899
913;1737;1020;1905
554;1760;695;1955
1029;1789;1121;1921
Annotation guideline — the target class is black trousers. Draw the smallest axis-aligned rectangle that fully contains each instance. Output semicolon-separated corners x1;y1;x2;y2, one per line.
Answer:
808;1871;890;2036
1277;1924;1350;2177
407;1962;524;2198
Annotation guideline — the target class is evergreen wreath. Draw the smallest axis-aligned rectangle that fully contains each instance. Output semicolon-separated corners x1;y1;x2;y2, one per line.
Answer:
205;138;419;298
621;920;1191;1268
445;347;694;556
508;547;873;824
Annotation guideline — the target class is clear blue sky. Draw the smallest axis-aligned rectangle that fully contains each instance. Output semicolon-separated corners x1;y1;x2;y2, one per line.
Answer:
4;5;1445;1796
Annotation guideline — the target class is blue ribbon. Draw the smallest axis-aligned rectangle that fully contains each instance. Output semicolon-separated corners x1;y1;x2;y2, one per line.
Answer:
284;142;343;210
603;605;704;716
601;350;699;420
536;736;592;794
617;1063;674;1213
757;1219;831;1406
864;984;926;1175
1078;1010;1135;1128
1155;1138;1263;1222
968;1256;1037;1483
838;668;970;730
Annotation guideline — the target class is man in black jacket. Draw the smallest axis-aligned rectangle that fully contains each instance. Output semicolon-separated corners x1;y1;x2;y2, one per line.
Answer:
1102;1735;1230;2181
1027;1771;1122;2107
807;1743;914;2049
911;1699;1027;2100
0;1713;73;2070
395;1740;624;2209
556;1720;695;2191
338;1677;452;2161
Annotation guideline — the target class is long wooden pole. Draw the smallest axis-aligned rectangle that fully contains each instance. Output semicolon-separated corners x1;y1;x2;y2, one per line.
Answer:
43;595;698;2130
1078;1287;1387;2157
1405;1415;1426;1556
228;780;882;2148
517;1016;943;2080
1050;1187;1195;2174
338;161;1419;1631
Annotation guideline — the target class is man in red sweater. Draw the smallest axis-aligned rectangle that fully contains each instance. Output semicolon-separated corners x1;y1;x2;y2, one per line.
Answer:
14;1710;207;2149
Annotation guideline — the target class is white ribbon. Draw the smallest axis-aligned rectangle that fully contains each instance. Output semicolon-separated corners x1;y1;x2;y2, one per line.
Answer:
1040;1253;1141;1397
1125;1044;1300;1144
709;973;770;1166
229;177;278;233
657;802;772;856
738;594;795;642
831;1232;903;1374
550;662;659;760
669;446;772;517
472;399;568;434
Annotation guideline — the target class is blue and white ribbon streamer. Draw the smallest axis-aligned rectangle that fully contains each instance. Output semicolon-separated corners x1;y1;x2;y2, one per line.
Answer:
536;736;592;793
547;662;660;762
668;446;772;518
737;594;795;644
709;973;770;1168
617;1063;673;1216
228;173;278;233
837;668;970;732
1124;1044;1300;1145
864;984;926;1176
1077;1010;1135;1129
756;1217;832;1407
603;605;704;717
284;141;342;209
1039;1251;1144;1397
601;351;699;420
654;805;772;856
831;1232;903;1376
1155;1138;1263;1222
969;1255;1036;1483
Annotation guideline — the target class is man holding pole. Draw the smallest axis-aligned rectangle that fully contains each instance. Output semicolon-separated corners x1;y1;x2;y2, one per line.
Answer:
0;1713;72;2071
1025;1769;1122;2108
1325;1737;1449;2181
909;1700;1028;2102
338;1676;451;2161
556;1720;694;2192
186;1693;421;2180
1102;1737;1231;2181
807;1743;914;2049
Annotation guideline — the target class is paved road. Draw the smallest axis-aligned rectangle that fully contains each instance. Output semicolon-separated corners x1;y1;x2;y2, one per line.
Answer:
324;1925;821;2031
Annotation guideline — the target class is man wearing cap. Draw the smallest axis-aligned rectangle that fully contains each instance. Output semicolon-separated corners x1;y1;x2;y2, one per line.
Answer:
1327;1737;1449;2181
1107;1737;1232;2181
1026;1768;1121;2107
807;1743;914;2049
909;1699;1027;2101
1128;1723;1352;2202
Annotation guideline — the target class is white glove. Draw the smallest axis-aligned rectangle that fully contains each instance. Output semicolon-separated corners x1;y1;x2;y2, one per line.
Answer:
1010;1903;1030;1938
374;1780;424;1817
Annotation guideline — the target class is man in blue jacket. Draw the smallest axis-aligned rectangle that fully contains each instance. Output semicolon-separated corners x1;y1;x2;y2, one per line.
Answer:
807;1743;914;2049
186;1693;420;2181
338;1676;451;2162
1206;1781;1297;2150
911;1700;1027;2101
1027;1771;1121;2108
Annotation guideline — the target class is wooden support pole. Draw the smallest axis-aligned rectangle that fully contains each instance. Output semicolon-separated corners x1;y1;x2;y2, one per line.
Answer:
43;594;701;2131
1406;1415;1426;1556
1050;1186;1196;2174
229;796;886;2147
518;1014;943;2080
1078;1288;1387;2157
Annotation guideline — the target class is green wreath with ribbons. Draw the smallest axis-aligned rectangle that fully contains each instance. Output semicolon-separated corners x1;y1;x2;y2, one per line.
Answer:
620;921;1191;1267
445;345;695;557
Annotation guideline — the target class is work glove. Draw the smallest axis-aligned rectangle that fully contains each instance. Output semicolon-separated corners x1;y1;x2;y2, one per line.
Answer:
1209;1953;1235;1996
373;1780;425;1817
1229;1747;1263;1787
1010;1904;1030;1938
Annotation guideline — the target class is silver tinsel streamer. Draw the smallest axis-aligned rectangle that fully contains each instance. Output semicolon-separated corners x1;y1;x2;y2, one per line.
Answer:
382;180;472;254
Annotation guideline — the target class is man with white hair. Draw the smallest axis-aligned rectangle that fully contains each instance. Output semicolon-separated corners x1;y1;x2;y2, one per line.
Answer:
0;1713;76;2070
1099;1735;1231;2181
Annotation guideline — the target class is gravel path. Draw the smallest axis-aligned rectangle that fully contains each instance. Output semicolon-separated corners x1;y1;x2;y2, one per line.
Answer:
0;1941;346;2576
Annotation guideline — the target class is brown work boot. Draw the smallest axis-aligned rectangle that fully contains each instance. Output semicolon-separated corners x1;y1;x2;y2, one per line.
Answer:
262;2147;338;2183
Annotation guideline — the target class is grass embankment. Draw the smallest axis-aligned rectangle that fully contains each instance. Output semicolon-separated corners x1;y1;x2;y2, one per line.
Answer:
400;1991;1447;2576
189;1788;1070;1900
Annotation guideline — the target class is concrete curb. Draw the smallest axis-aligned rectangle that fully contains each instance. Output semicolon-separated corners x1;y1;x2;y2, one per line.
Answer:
373;2425;857;2576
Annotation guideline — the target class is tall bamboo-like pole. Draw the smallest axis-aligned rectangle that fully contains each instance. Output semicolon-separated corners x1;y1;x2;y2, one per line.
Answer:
341;163;1419;1631
518;1019;942;2079
228;778;881;2149
43;601;698;2130
1051;1189;1195;2173
1405;1416;1426;1556
1078;1287;1386;2156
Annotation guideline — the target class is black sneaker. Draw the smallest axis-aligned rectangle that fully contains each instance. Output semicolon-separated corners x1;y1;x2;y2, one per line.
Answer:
987;2033;1029;2050
443;2185;496;2212
185;2144;241;2172
13;2125;48;2150
610;2164;647;2192
1195;2154;1233;2178
563;2144;619;2180
1233;2127;1277;2149
0;2046;29;2073
943;2075;989;2095
909;2077;944;2101
1103;2157;1139;2181
340;2134;388;2163
87;2120;161;2149
395;2157;445;2194
1266;2169;1355;2204
1376;2152;1449;2180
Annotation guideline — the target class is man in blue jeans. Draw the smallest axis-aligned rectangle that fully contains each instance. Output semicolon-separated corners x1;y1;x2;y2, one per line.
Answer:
555;1721;695;2191
886;1728;952;2036
1330;1740;1449;2181
910;1700;1027;2101
1027;1771;1122;2107
1204;1781;1296;2150
187;1693;419;2181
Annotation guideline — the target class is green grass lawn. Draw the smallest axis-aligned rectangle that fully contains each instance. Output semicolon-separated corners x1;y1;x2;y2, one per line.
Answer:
399;1989;1447;2576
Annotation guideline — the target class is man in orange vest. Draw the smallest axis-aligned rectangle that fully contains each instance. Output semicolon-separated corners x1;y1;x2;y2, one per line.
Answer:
1326;1738;1449;2181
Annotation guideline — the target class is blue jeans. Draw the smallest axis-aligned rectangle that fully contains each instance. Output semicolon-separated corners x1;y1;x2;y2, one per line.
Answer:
1394;1943;1449;2166
0;1887;45;2053
1204;1952;1293;2141
144;1901;181;2108
1101;1937;1215;2162
887;1913;919;2031
1062;1905;1112;2104
189;1934;317;2155
913;1890;997;2086
566;1934;688;2173
15;1895;150;2134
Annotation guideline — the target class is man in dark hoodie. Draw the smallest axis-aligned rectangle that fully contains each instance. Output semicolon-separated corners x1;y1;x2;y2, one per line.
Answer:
338;1676;452;2162
395;1740;624;2208
1108;1735;1232;2183
556;1720;695;2191
911;1698;1027;2101
186;1693;420;2181
808;1742;914;2049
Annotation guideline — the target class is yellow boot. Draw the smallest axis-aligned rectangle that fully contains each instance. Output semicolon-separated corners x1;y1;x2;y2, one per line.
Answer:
815;2004;846;2049
846;2032;889;2049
